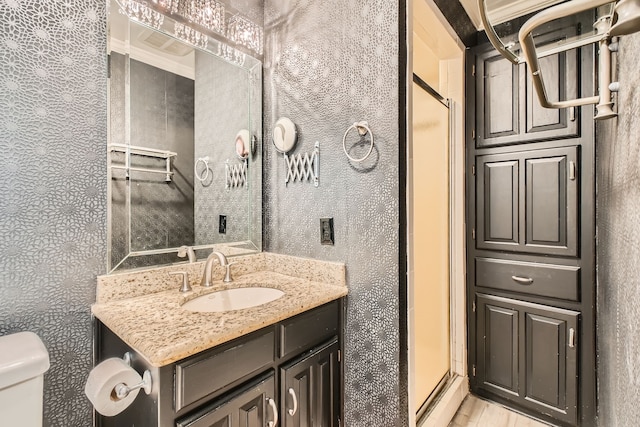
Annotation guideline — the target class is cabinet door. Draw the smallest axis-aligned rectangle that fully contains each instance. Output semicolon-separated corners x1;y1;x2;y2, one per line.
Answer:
476;146;578;256
281;340;340;427
475;25;581;148
524;146;578;255
476;295;520;397
475;294;579;425
176;374;277;427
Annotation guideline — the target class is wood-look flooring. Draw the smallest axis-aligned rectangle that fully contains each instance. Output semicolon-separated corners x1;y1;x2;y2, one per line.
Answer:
448;396;552;427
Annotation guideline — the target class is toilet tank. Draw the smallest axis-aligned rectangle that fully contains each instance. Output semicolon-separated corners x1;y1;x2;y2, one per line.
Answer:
0;332;50;427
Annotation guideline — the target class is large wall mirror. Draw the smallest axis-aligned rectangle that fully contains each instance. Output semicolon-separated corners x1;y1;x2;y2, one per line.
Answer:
107;0;263;272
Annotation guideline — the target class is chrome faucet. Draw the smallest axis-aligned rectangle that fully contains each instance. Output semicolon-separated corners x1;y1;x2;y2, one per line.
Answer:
200;251;233;286
177;245;197;263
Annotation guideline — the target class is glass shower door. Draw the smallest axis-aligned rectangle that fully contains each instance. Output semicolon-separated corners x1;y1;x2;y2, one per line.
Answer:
411;78;451;415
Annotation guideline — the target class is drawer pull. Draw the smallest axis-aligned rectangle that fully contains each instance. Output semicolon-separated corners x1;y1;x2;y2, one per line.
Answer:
511;275;534;285
267;398;279;427
288;387;298;416
569;161;577;181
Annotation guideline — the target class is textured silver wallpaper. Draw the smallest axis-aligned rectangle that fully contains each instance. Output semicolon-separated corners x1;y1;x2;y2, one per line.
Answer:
0;1;107;426
596;32;640;427
263;1;402;425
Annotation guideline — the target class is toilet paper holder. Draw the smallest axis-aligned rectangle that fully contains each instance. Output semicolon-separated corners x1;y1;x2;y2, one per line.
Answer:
113;352;152;400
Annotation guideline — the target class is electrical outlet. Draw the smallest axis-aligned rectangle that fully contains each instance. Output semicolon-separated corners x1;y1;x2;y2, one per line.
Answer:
320;218;334;245
219;215;227;234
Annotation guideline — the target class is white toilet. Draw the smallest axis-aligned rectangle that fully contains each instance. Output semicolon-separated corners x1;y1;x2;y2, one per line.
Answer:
0;332;50;427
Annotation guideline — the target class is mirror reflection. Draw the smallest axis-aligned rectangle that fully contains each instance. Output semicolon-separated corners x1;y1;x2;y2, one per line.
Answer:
108;0;262;272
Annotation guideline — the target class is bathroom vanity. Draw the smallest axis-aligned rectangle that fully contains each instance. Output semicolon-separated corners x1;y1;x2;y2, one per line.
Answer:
92;253;347;427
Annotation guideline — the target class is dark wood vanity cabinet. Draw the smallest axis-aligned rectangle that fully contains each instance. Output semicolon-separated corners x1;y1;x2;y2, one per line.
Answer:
95;299;344;427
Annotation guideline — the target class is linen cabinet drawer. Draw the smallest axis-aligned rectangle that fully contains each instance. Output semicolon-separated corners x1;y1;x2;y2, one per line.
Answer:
475;258;580;301
174;328;275;411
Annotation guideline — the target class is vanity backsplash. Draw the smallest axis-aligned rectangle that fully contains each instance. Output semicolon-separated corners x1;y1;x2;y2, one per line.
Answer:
96;252;346;303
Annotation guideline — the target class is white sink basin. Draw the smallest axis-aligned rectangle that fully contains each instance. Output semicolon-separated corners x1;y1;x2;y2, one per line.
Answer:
182;287;285;313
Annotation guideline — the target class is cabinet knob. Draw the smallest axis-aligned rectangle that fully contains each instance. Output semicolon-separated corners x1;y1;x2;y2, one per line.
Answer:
288;387;298;416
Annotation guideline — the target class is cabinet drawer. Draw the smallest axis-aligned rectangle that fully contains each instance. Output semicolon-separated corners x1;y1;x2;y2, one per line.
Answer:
176;374;276;427
279;301;339;359
475;258;580;301
175;329;275;411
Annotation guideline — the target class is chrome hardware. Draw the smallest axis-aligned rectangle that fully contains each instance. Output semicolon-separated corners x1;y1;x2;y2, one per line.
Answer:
223;262;236;283
267;398;279;427
570;161;577;181
511;276;534;285
343;123;374;163
177;246;197;263
609;82;621;92
225;158;248;190
170;271;191;293
285;141;320;187
114;370;152;400
200;251;230;287
113;352;152;400
569;328;576;348
288;388;298;416
594;24;617;120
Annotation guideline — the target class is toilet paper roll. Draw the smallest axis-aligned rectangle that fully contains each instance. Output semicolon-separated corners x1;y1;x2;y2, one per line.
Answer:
85;357;142;417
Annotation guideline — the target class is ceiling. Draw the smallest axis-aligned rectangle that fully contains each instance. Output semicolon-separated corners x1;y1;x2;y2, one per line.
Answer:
458;0;569;29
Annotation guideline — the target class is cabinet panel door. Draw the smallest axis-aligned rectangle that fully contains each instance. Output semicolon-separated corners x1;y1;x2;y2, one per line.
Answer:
176;375;276;427
476;295;520;397
476;20;583;147
281;340;340;427
523;32;579;139
476;50;520;146
524;146;578;256
476;155;520;251
523;306;578;425
474;294;579;425
476;147;579;256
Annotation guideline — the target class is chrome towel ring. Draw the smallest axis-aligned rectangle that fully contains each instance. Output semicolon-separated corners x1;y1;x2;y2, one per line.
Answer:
342;121;374;162
194;156;210;182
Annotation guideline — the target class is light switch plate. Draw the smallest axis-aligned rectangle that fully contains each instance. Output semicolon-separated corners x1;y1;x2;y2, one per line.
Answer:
219;215;227;234
320;218;334;245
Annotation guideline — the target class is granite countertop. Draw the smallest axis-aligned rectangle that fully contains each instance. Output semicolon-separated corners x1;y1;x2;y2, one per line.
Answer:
92;269;348;367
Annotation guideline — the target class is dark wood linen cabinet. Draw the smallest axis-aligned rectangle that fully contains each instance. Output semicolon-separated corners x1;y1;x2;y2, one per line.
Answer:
466;12;596;427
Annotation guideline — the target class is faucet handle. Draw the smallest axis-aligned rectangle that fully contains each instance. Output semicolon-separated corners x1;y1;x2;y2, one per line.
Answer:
223;262;237;283
169;271;192;293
